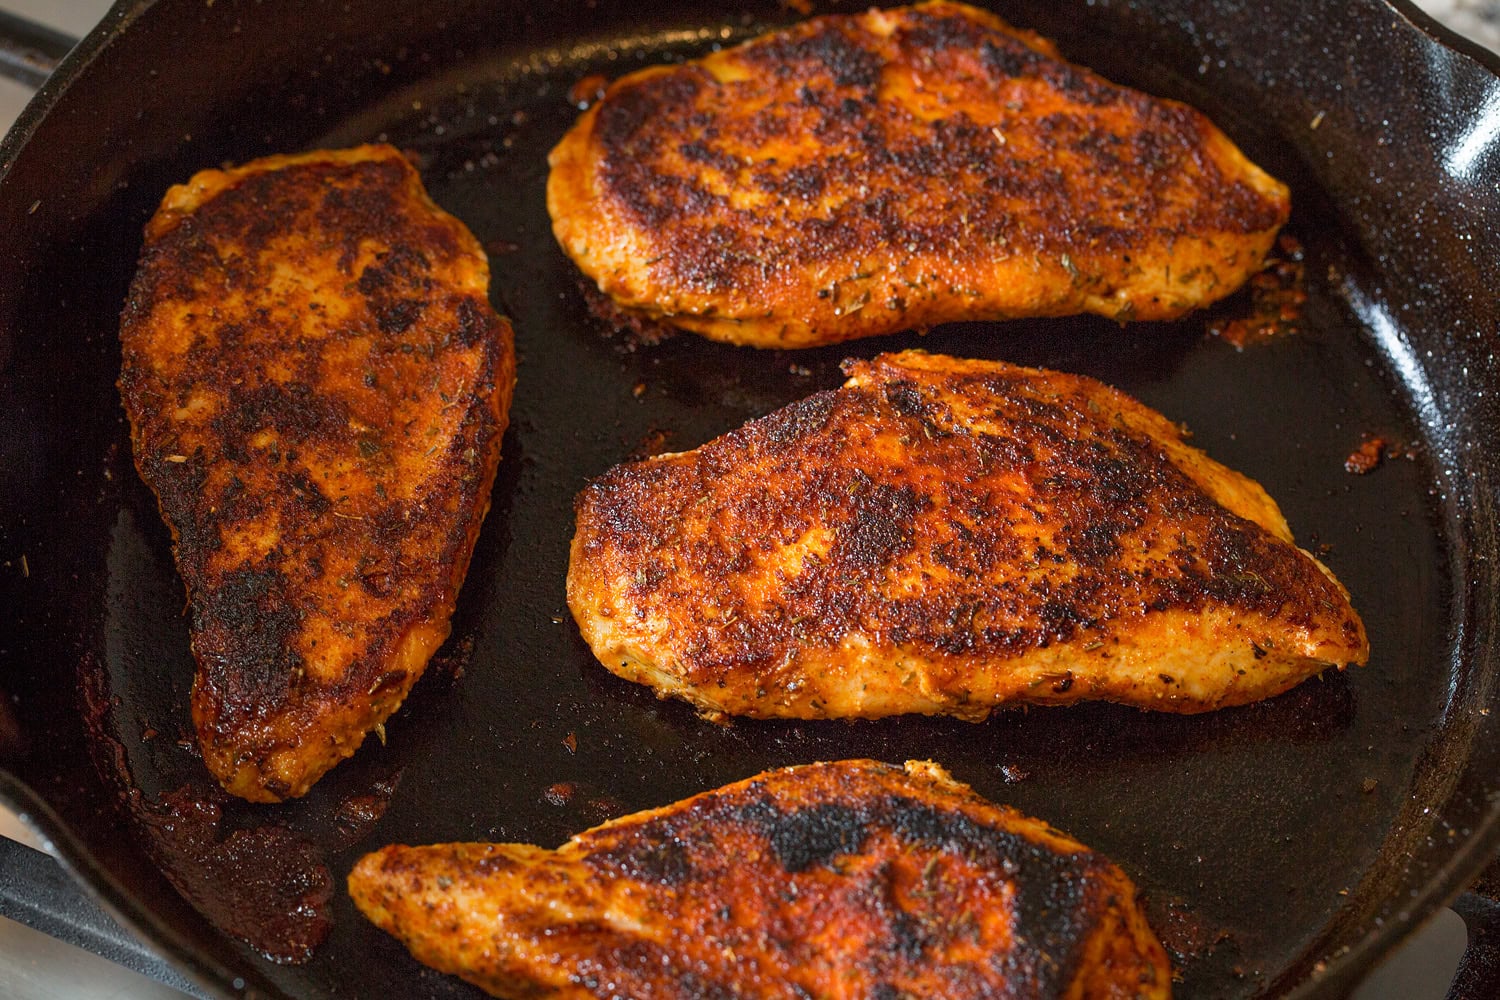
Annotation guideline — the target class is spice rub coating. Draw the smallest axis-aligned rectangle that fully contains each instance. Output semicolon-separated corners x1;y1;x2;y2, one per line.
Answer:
350;759;1170;999
547;0;1289;348
568;351;1367;720
119;145;516;802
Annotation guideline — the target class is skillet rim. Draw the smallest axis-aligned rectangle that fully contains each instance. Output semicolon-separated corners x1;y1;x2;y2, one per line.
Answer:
1;1;1498;998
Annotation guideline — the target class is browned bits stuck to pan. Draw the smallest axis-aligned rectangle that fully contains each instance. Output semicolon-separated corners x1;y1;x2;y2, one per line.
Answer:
1208;233;1307;349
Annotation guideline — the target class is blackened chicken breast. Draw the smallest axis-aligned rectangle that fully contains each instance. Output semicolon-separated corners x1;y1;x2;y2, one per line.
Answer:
350;759;1170;999
548;1;1289;348
568;351;1366;721
119;145;515;801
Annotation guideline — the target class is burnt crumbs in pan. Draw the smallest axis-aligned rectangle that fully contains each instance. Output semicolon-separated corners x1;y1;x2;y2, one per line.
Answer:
118;145;515;803
548;0;1289;348
569;351;1368;722
350;760;1171;1000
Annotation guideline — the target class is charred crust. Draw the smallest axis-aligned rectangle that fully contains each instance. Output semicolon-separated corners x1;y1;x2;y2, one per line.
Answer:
742;20;884;90
586;837;696;887
834;480;927;569
193;564;303;724
754;390;838;452
355;243;432;295
763;801;872;873
575;762;1114;998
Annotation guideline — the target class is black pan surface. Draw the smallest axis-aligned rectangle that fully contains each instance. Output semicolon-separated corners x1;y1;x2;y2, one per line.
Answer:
2;1;1499;998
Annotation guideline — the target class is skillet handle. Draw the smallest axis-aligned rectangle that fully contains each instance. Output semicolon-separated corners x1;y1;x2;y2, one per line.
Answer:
1449;860;1500;999
0;835;208;998
0;10;78;90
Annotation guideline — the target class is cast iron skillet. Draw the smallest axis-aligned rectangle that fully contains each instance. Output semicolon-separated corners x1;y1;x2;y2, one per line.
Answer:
2;1;1499;997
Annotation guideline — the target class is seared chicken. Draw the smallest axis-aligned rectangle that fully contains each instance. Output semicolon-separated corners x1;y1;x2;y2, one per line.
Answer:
350;759;1170;999
548;0;1290;348
569;351;1367;720
118;145;516;802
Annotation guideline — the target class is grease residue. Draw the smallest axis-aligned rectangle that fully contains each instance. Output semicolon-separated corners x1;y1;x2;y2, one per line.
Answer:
80;657;333;964
1209;234;1306;349
1149;895;1233;965
137;787;333;965
579;278;677;350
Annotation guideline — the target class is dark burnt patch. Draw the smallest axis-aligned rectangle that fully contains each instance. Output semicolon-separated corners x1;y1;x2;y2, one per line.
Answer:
453;297;495;349
314;160;405;234
577;458;694;556
1200;519;1300;615
589;835;696;886
600;839;693;893
882;379;927;419
744;21;882;90
745;390;838;453
192;564;303;726
372;298;424;336
355;243;431;296
978;36;1042;79
149;454;212;550
727;778;1100;995
678;139;741;174
594;71;707;155
280;469;333;516
215;381;352;449
662;222;777;294
597;82;733;232
834;480;927;569
888;907;931;963
358;244;437;339
884;795;1095;993
755;163;827;200
766;802;871;873
897;4;996;58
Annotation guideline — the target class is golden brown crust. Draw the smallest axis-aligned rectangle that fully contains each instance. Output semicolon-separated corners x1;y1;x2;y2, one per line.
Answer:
349;759;1170;999
548;0;1290;348
568;350;1367;720
119;145;516;802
